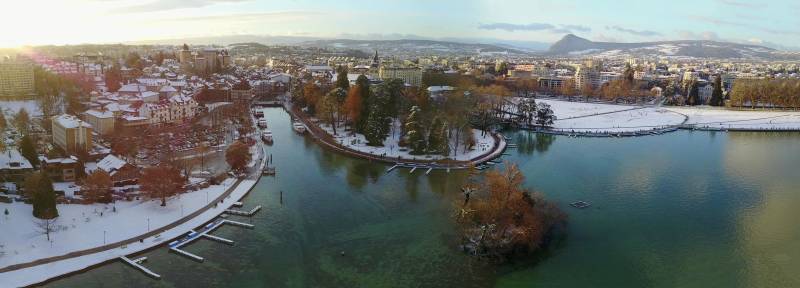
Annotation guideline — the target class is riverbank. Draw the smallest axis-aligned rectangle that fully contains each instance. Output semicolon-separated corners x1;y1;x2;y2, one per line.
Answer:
284;104;506;169
0;144;266;287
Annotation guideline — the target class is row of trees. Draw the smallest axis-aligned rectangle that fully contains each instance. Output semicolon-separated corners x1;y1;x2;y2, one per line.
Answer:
729;78;800;109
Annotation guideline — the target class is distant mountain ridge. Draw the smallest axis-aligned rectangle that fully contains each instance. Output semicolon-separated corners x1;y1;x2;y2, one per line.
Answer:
547;34;781;59
299;39;530;55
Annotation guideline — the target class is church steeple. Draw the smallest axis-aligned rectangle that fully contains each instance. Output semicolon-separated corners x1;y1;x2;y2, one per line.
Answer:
371;50;379;68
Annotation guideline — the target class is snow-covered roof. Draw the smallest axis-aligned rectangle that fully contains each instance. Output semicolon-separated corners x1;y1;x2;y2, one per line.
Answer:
0;150;33;170
94;154;127;176
85;109;114;119
159;85;177;92
141;91;159;98
53;114;92;129
39;155;78;165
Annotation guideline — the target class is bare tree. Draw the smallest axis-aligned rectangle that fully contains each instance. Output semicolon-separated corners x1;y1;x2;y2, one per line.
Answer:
35;217;59;242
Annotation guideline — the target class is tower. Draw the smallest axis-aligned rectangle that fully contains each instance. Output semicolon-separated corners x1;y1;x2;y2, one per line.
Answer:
371;50;379;68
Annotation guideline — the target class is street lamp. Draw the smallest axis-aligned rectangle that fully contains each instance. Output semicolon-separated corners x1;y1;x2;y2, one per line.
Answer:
147;218;150;232
103;230;106;244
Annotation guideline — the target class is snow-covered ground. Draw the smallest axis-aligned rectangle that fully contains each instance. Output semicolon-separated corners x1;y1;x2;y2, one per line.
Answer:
535;99;637;119
0;177;259;287
315;120;496;161
513;98;800;133
0;100;42;117
0;178;237;268
666;107;800;130
552;108;686;133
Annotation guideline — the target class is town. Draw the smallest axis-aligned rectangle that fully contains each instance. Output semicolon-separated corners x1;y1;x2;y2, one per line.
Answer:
2;1;800;287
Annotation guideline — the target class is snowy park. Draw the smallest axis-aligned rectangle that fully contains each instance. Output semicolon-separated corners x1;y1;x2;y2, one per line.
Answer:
316;120;497;162
0;178;237;268
512;98;800;133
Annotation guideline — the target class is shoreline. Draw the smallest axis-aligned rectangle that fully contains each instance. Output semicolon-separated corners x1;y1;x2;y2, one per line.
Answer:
285;105;507;169
0;142;267;287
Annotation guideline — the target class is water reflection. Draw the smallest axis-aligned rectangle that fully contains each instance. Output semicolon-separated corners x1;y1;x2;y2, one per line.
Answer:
514;132;556;156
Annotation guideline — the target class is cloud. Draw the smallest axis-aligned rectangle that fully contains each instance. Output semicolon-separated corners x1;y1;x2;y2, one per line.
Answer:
715;0;762;8
477;22;590;34
110;0;249;14
164;11;320;22
607;26;662;37
687;15;799;36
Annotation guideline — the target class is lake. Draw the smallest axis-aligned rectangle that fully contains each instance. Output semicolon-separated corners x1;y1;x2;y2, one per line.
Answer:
46;108;800;287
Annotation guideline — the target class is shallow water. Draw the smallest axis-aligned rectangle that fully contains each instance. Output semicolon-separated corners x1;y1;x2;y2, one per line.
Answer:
46;108;800;287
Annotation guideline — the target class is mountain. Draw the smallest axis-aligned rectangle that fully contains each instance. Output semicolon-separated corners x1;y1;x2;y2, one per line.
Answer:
298;39;530;55
547;34;784;59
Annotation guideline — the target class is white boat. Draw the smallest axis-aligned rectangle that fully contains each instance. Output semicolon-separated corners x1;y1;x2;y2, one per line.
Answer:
292;122;306;134
261;131;273;143
257;119;268;128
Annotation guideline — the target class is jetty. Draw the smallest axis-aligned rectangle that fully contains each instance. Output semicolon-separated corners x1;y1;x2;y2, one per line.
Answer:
120;256;161;279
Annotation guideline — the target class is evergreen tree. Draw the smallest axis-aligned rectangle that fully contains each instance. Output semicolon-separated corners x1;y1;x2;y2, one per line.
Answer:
535;103;556;127
335;66;350;91
711;75;724;106
25;172;58;219
405;106;426;154
364;90;391;146
685;80;699;106
427;116;444;153
355;75;372;133
623;62;635;84
19;135;39;168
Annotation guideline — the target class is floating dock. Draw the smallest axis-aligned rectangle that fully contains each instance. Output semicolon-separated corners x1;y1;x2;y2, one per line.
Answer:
120;256;161;279
225;205;262;217
168;218;254;263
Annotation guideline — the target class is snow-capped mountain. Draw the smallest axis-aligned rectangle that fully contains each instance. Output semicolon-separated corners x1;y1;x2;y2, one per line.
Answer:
547;34;793;60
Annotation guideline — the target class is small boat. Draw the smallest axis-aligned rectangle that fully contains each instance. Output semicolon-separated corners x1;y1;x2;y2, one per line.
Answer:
261;130;273;144
258;119;268;128
292;122;306;134
253;110;264;118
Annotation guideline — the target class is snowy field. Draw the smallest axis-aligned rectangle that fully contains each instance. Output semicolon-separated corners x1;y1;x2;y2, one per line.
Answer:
552;108;686;133
0;178;237;268
535;98;637;119
316;120;496;161
513;98;800;132
667;107;800;130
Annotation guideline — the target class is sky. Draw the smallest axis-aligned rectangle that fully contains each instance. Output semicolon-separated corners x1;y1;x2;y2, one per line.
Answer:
1;0;799;49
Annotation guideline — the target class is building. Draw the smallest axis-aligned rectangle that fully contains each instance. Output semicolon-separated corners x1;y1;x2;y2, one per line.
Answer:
86;154;139;186
0;61;34;97
52;114;93;155
138;95;198;125
538;77;566;91
427;86;455;103
231;81;253;103
0;149;34;184
40;156;79;182
83;109;116;135
379;65;422;87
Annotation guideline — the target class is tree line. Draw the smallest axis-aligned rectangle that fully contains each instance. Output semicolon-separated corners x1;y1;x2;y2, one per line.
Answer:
729;78;800;109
